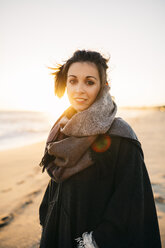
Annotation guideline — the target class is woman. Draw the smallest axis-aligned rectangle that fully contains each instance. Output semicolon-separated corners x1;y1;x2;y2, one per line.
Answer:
39;50;161;248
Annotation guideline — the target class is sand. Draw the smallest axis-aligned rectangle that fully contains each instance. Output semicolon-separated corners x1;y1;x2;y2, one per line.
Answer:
0;109;165;247
0;142;49;248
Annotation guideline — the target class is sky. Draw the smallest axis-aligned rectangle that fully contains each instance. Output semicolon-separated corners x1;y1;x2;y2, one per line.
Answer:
0;0;165;114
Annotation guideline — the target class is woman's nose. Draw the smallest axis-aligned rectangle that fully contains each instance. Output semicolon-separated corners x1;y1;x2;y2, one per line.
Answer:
75;82;85;93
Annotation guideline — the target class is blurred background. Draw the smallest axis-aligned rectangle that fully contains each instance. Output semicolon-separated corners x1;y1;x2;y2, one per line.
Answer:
0;0;165;247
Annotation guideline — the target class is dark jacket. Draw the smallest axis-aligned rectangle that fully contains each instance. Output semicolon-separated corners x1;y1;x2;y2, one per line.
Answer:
39;120;161;248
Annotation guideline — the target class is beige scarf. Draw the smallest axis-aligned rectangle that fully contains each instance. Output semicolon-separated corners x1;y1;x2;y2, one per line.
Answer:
39;85;117;182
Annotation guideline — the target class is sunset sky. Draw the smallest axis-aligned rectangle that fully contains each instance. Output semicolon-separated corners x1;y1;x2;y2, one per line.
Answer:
0;0;165;114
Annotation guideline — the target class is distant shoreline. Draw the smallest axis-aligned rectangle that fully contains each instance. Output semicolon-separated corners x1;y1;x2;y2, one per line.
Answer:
0;104;165;113
119;105;165;111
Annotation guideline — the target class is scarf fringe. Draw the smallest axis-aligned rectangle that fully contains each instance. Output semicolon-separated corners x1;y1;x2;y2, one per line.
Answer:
75;231;99;248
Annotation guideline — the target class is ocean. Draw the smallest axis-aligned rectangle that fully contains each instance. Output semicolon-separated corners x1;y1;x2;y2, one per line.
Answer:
0;108;149;151
0;110;54;151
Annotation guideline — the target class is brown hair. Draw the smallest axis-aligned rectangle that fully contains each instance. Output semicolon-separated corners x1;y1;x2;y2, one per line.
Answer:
50;50;110;98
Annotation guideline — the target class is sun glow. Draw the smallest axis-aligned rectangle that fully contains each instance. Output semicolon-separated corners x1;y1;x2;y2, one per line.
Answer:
47;91;71;123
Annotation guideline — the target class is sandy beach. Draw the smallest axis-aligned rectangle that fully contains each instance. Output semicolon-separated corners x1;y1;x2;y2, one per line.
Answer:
0;109;165;247
0;141;49;248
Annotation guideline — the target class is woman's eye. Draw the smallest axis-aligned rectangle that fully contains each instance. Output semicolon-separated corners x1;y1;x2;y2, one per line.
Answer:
69;79;76;84
86;80;94;85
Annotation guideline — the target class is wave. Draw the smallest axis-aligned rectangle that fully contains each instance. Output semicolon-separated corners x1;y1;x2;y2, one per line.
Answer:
0;111;52;150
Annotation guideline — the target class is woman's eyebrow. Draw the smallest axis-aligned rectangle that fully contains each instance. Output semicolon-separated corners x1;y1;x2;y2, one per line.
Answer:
68;75;77;78
68;75;97;80
86;76;97;80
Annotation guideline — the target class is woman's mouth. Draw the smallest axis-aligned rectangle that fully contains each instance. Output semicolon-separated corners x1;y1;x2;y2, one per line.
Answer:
74;98;87;103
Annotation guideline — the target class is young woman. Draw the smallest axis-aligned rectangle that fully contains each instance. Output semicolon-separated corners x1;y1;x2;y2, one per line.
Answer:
39;50;161;248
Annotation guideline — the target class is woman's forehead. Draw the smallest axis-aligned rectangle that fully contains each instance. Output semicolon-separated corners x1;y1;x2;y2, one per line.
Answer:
67;62;99;78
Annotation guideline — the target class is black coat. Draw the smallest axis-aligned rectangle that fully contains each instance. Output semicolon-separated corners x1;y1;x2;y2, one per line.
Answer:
39;134;161;248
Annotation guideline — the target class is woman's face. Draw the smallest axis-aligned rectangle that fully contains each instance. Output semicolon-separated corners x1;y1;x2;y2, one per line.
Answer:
66;62;101;112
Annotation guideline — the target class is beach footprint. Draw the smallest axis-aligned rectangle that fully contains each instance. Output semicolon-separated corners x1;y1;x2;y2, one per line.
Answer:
0;188;42;229
1;188;12;193
16;180;25;185
155;195;165;204
0;213;14;228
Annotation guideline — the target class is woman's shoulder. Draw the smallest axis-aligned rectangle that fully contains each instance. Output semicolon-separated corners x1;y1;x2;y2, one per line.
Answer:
108;117;138;141
92;117;141;157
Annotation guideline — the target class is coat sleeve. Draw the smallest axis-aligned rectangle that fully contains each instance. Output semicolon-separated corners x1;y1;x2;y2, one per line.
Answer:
92;138;161;248
39;180;58;227
39;182;50;227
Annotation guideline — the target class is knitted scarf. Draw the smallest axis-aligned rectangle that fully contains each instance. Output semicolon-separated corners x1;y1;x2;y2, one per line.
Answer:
39;85;117;182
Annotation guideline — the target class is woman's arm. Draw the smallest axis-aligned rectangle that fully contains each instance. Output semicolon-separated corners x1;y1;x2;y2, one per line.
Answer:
76;138;161;248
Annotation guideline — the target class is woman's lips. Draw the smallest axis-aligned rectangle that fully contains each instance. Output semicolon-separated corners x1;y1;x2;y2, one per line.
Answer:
74;98;87;103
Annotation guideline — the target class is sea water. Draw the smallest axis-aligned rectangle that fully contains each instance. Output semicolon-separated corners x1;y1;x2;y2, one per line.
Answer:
0;108;148;151
0;110;54;151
